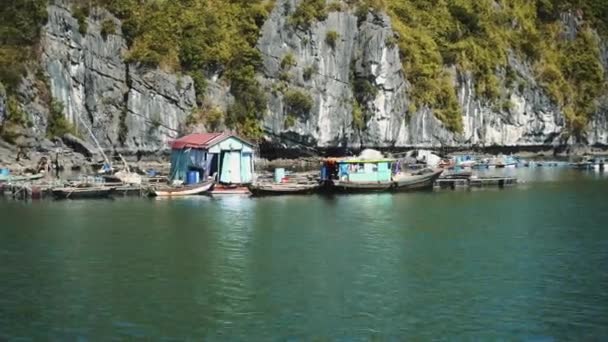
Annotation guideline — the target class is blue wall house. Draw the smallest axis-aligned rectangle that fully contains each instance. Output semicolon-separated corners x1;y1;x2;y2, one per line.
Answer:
169;132;255;185
321;158;395;183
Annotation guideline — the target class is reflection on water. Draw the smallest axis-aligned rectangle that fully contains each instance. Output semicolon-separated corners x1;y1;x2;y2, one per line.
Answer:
1;169;608;339
475;166;608;183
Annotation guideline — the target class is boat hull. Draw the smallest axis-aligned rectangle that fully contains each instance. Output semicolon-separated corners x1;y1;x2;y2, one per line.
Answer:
392;169;443;192
209;184;251;195
328;169;443;193
151;180;214;197
331;181;394;193
249;183;320;196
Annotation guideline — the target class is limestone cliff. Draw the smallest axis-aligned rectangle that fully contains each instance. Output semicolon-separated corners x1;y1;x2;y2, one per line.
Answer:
258;1;607;150
40;0;196;152
2;0;607;155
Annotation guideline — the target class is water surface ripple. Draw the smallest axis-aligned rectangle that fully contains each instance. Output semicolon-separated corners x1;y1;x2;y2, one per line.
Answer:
1;169;608;339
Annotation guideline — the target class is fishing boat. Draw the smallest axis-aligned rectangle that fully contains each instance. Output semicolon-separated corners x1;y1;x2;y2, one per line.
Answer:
151;179;214;197
331;179;394;192
52;186;114;199
392;169;443;191
249;182;320;196
321;155;396;193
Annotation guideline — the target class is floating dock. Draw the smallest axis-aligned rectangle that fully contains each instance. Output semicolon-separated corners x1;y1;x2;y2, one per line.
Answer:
1;181;153;201
435;176;517;189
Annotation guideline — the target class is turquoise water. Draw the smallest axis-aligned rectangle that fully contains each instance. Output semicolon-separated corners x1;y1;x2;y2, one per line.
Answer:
1;169;608;340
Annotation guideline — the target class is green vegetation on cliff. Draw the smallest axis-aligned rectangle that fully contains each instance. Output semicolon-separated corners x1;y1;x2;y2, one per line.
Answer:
382;0;607;136
96;0;275;139
47;100;77;138
286;0;605;136
0;0;48;141
0;0;47;92
1;0;607;142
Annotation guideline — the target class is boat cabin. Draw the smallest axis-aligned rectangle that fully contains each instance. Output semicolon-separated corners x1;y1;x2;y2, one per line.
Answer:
169;132;255;185
322;158;395;183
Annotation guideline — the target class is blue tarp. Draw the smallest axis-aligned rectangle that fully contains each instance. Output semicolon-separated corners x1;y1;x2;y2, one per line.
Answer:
169;148;208;182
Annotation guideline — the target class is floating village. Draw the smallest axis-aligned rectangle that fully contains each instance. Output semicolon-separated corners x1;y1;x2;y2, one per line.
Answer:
0;131;606;201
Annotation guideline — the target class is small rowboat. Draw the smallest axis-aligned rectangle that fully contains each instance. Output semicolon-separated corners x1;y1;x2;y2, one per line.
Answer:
52;187;114;199
151;179;214;197
249;182;320;196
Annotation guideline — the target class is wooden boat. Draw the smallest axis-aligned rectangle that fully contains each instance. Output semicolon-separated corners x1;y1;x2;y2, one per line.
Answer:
331;180;394;193
392;169;443;191
151;179;214;197
52;186;114;199
249;182;320;196
209;184;251;195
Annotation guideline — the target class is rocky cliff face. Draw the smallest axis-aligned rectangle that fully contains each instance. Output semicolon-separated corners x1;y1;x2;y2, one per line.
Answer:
258;2;409;148
0;84;5;126
588;41;608;145
257;0;607;149
39;0;196;152
8;0;608;154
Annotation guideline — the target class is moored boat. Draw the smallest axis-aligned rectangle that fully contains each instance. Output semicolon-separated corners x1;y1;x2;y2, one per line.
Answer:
249;182;320;196
151;179;214;197
331;180;394;193
321;155;396;193
392;169;443;191
209;184;251;195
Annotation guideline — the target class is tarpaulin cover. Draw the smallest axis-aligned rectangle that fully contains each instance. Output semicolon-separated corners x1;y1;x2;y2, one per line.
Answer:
169;148;207;182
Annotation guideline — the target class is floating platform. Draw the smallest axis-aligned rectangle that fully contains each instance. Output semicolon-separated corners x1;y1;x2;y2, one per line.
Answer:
469;176;517;187
2;181;154;200
1;183;54;200
435;178;469;189
435;176;517;189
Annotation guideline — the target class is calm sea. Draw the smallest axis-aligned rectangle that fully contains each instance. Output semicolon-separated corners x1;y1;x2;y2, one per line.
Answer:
1;168;607;340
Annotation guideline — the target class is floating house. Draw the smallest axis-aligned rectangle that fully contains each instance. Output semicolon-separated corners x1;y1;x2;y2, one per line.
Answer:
321;158;395;183
320;150;442;192
169;132;255;185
